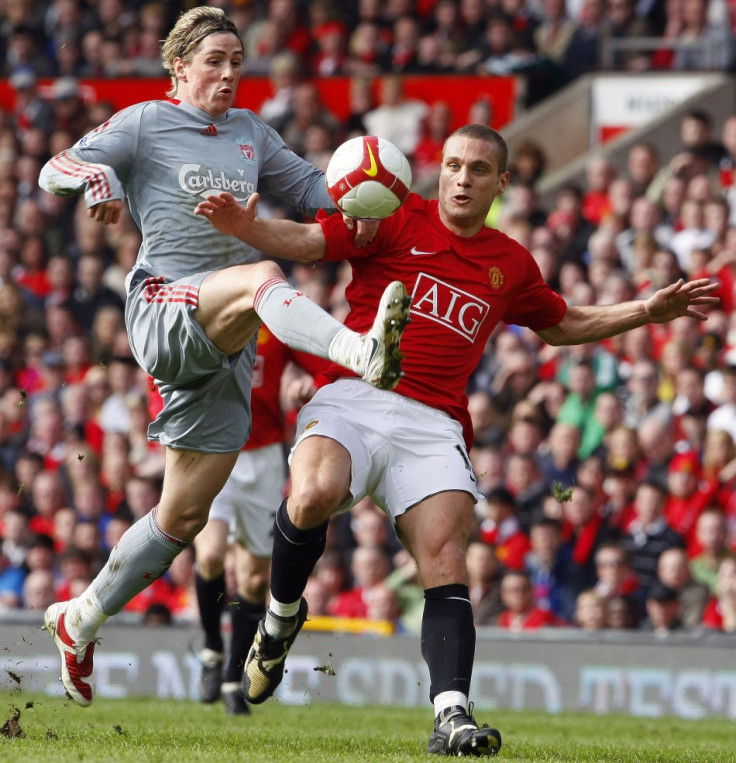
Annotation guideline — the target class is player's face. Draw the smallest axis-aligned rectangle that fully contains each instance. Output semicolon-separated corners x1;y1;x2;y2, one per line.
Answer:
438;136;510;237
174;33;243;118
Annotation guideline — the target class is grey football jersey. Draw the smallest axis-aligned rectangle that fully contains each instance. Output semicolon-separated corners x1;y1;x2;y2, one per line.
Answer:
39;100;334;281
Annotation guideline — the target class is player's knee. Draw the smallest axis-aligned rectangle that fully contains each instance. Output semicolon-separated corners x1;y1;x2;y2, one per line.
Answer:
239;570;269;603
249;259;285;288
288;483;342;528
196;548;225;577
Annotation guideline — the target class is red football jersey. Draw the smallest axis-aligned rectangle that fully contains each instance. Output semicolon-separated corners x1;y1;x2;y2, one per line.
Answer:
318;195;567;447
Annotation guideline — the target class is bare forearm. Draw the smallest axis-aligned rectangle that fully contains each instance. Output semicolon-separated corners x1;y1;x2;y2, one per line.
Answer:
238;217;326;264
537;302;650;346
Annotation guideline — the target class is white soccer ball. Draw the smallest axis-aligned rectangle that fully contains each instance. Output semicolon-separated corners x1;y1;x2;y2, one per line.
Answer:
325;135;412;220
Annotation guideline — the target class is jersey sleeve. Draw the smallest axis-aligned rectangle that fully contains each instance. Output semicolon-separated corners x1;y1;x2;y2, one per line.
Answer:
316;206;401;262
38;103;143;208
250;114;334;216
502;245;568;331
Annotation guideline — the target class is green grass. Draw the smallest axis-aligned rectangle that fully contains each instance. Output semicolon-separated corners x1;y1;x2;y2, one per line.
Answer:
1;691;734;762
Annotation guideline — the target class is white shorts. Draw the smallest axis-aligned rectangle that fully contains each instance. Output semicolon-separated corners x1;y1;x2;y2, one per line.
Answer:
208;443;286;558
290;379;479;520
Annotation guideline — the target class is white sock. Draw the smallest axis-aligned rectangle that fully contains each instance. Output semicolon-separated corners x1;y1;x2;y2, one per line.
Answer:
66;590;109;645
434;691;468;719
265;596;302;638
254;278;361;367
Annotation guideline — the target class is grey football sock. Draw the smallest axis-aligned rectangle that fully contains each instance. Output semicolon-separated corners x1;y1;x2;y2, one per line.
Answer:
92;507;189;615
254;277;358;362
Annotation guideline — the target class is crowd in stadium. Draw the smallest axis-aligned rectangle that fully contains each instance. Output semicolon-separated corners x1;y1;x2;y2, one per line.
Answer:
1;0;736;638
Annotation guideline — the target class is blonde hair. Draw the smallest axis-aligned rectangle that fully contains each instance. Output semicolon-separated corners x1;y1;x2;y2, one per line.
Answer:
161;6;241;97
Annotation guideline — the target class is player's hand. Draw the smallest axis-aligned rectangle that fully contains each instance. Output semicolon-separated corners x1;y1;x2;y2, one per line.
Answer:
283;376;316;407
88;199;122;225
644;278;720;323
194;191;259;237
342;215;379;247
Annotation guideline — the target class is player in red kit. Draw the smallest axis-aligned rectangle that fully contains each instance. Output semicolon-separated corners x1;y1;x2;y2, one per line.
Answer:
196;124;718;757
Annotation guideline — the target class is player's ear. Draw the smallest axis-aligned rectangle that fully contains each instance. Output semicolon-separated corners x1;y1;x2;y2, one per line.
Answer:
174;57;187;81
497;170;511;195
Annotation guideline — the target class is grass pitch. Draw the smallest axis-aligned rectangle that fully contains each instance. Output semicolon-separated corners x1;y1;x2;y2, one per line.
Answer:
2;690;735;762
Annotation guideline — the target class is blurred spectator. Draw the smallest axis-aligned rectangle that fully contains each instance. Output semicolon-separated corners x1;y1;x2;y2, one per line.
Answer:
606;594;639;628
28;468;67;536
525;517;568;618
537;421;581;488
707;362;736;443
142;602;173;626
600;0;654;71
379;14;423;73
330;546;391;618
55;543;93;602
558;484;614;619
574;588;608;631
662;450;712;544
303;575;332;616
364;582;403;629
626;142;661;197
9;66;54;138
363;73;429;157
593;541;642;619
671;0;736;71
412;101;453;195
689;507;732;593
581;154;616;226
505;452;549;532
622;358;672;430
642;580;685;636
67;253;125;334
533;0;578;72
384;548;424;633
655;546;709;629
701;553;736;632
477;486;531;570
22;567;56;611
621;479;686;597
278;82;341;159
466;540;504;625
259;52;302;131
497;569;560;630
508;139;547;187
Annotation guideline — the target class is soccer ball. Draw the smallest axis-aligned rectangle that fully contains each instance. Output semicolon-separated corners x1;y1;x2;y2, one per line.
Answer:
325;136;412;220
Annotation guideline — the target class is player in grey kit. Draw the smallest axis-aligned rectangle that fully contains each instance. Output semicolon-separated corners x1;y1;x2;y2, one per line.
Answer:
39;6;410;708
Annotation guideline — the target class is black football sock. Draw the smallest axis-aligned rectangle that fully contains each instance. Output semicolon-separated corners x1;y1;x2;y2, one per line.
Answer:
421;584;475;702
195;571;226;654
270;499;328;604
224;595;265;684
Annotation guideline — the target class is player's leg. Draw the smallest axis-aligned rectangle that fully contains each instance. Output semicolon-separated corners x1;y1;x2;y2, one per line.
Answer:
396;493;501;757
196;261;410;389
44;448;238;707
223;546;269;715
193;518;230;703
243;435;351;704
220;444;282;714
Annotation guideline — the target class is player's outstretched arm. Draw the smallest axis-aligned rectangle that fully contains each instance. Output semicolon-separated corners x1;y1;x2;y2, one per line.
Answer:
538;278;720;346
194;191;326;263
39;150;125;226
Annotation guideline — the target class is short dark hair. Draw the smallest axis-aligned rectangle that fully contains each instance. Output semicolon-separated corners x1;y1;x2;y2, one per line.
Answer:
449;124;508;172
